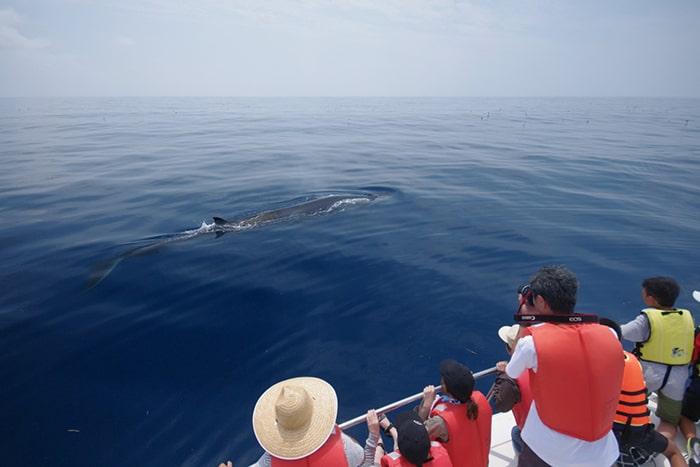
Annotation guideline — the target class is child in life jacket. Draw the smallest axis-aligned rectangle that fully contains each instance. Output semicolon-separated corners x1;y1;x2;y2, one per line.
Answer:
621;277;695;443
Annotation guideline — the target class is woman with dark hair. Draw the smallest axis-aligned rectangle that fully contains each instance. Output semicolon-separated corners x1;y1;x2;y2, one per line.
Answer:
417;359;492;467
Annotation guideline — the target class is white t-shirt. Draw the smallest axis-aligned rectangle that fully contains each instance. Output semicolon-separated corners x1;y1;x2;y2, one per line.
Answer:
506;330;620;467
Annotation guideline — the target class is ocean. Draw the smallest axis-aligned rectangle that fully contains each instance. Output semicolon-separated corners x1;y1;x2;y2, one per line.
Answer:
1;97;699;467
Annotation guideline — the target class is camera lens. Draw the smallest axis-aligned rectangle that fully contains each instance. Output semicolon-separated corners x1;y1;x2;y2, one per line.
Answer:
518;284;535;306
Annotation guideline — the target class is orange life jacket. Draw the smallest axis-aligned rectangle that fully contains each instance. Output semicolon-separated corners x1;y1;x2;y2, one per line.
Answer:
380;441;453;467
270;425;348;467
525;322;624;441
512;370;533;429
429;391;491;467
614;351;651;427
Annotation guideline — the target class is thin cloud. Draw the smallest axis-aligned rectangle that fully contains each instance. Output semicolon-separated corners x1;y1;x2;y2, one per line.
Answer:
0;9;50;49
112;0;493;33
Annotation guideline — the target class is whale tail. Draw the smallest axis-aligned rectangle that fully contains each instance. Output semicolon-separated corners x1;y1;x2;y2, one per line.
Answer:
84;256;124;290
84;238;172;290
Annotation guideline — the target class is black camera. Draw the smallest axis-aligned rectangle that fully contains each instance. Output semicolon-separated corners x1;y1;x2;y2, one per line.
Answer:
518;284;535;306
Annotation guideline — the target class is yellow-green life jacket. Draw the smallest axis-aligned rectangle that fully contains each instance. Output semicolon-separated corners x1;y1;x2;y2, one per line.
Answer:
635;308;695;365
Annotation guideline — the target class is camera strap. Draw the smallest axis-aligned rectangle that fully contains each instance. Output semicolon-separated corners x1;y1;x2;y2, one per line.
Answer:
513;313;599;324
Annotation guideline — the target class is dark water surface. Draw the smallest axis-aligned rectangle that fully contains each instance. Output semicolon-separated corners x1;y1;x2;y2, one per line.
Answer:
1;97;699;467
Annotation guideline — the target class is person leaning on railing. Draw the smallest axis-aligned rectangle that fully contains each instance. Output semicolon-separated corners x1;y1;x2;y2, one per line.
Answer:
416;359;492;467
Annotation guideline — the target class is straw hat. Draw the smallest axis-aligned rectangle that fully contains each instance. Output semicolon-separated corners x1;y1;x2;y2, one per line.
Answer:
498;324;520;349
252;377;338;460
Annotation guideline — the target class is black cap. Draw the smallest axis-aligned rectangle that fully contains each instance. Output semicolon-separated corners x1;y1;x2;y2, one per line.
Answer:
439;359;474;403
395;411;431;465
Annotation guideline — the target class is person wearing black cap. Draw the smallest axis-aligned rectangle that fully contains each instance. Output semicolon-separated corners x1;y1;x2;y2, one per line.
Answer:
417;359;492;467
365;411;452;467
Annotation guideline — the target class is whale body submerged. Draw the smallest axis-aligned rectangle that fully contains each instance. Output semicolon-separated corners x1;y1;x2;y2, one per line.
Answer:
85;193;378;289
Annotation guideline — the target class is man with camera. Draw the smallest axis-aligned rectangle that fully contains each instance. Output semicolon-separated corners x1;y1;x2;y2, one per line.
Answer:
497;265;625;467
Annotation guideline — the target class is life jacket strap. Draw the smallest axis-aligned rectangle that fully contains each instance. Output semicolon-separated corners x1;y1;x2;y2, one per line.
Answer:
620;388;647;398
659;364;673;392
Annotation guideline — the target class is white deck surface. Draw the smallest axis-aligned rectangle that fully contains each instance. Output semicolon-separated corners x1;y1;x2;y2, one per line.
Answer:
488;410;518;467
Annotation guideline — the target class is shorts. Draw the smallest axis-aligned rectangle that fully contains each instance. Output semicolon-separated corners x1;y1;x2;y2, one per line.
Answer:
613;424;668;467
682;377;700;422
656;390;683;425
616;447;656;467
614;423;668;453
518;440;553;467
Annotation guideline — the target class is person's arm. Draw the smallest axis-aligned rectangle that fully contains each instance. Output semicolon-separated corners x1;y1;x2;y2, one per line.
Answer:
379;414;398;448
359;410;381;467
424;415;449;442
620;314;650;342
491;373;521;413
417;385;437;420
505;335;537;379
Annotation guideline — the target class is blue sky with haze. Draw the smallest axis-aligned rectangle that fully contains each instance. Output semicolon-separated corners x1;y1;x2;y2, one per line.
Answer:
1;0;698;97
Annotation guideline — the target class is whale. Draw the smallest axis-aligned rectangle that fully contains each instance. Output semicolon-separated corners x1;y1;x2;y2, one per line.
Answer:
212;193;377;237
85;192;378;289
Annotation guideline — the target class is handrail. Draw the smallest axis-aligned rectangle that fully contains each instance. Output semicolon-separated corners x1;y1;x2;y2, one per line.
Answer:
338;366;498;430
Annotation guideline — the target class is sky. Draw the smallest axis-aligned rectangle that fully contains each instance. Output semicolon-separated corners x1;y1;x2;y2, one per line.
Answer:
0;0;699;97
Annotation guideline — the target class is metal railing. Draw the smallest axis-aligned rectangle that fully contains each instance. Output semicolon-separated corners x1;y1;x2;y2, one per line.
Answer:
338;366;498;430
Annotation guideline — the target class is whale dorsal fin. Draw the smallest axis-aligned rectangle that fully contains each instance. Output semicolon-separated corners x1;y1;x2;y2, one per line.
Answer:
213;217;228;225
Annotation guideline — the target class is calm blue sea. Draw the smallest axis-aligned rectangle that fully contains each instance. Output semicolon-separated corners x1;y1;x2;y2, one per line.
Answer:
1;97;699;467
